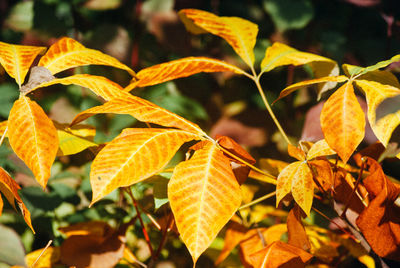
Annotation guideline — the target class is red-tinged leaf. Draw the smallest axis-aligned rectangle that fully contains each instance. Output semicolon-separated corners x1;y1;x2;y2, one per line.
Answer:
276;75;348;103
306;139;336;160
7;96;59;188
0;41;46;87
355;80;400;147
276;161;314;216
71;96;205;136
249;241;313;268
91;128;199;205
168;141;242;264
179;9;258;67
287;205;311;251
288;144;306;161
125;57;245;91
38;37;135;76
321;82;365;163
215;221;248;266
356;158;400;261
0;167;34;232
308;159;334;192
24;74;130;100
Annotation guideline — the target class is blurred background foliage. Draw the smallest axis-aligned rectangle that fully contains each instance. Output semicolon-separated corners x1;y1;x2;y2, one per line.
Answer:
1;0;400;267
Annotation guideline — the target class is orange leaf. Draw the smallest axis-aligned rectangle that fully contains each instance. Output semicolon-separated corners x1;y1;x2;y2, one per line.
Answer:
90;128;199;205
7;96;59;188
287;205;311;251
179;9;258;67
71;95;205;136
239;228;270;267
276;161;314;216
308;159;334;192
125;57;245;91
306;139;336;160
288;144;306;161
38;37;135;76
0;167;34;232
321;82;365;163
24;74;130;100
249;241;313;268
0;120;7;137
0;41;46;87
356;158;400;261
168;141;242;264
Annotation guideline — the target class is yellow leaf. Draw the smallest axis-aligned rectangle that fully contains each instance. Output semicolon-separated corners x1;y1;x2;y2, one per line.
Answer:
168;141;241;264
320;82;365;163
355;80;400;147
276;161;314;216
0;41;46;87
306;139;336;160
90;128;200;205
7;96;59;188
179;9;258;67
0;167;34;232
275;75;348;103
38;37;135;76
25;74;130;100
25;246;60;267
57;130;97;156
71;95;205;136
343;64;400;88
0;120;7;137
344;54;400;76
125;57;245;91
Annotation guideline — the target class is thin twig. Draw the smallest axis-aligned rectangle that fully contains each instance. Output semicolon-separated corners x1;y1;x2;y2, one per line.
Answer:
239;191;276;210
30;240;53;268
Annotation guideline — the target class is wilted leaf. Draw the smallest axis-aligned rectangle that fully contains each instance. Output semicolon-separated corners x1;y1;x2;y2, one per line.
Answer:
0;41;46;87
57;130;97;156
25;74;129;100
321;82;365;163
0;167;34;232
287;205;311;251
7;96;59;188
249;241;313;268
38;37;135;76
19;66;55;94
125;57;245;91
306;139;336;160
355;80;400;147
356;157;400;261
179;9;258;67
168;141;242;264
91;128;199;205
276;161;314;216
25;246;60;267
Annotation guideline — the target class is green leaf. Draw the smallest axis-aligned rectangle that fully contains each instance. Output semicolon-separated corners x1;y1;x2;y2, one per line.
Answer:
0;224;26;266
345;55;400;76
147;175;169;209
263;0;314;32
4;1;34;32
0;83;19;118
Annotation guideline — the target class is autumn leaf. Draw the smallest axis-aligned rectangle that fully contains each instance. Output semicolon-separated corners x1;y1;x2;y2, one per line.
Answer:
90;128;200;205
288;144;306;161
57;129;97;156
343;64;400;87
7;96;59;188
344;54;400;76
25;247;60;267
355;80;400;148
24;74;130;100
320;82;365;163
356;157;400;261
306;139;336;160
168;141;242;264
71;95;205;136
0;41;46;87
287;205;311;251
308;159;334;192
179;9;258;67
38;37;135;76
0;167;34;232
0;120;7;137
276;161;314;216
125;57;246;91
249;241;313;268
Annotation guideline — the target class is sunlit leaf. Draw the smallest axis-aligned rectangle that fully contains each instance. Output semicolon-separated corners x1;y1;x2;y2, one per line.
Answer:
71;95;205;136
355;80;400;147
91;128;200;205
287;205;310;251
288;144;306;161
168;141;241;264
57;130;97;156
343;64;400;87
7;96;59;188
276;161;314;216
321;82;365;163
179;9;258;67
25;74;130;100
306;139;336;160
25;247;60;267
0;121;7;137
275;75;348;103
0;167;34;232
0;41;46;87
38;37;135;76
344;54;400;76
125;57;246;91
